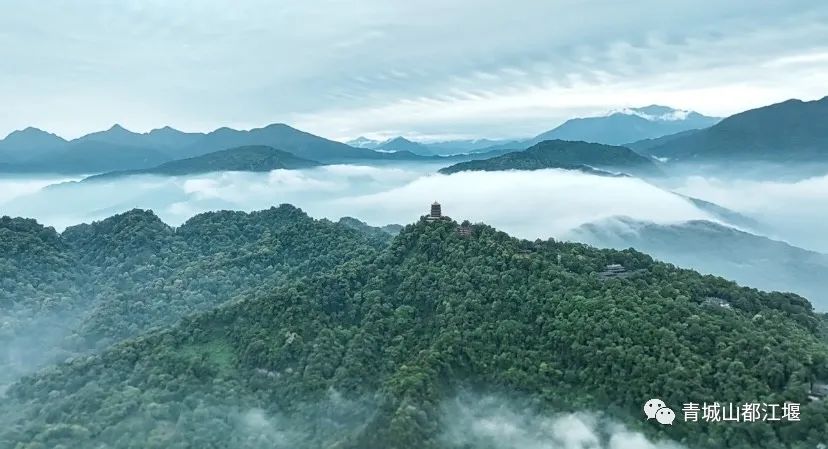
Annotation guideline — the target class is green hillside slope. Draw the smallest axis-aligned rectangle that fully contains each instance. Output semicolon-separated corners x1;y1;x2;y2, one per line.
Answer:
2;217;825;449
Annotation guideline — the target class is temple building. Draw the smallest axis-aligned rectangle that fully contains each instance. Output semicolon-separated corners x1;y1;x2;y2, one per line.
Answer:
457;220;472;237
431;201;442;218
598;263;628;280
426;201;442;221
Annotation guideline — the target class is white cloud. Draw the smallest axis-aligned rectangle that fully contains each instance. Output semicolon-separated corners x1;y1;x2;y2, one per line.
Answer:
674;174;828;252
0;175;82;204
3;165;827;254
0;165;712;240
440;394;687;449
0;1;826;140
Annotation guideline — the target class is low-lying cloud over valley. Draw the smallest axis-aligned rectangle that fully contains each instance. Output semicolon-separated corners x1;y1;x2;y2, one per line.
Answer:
1;165;713;238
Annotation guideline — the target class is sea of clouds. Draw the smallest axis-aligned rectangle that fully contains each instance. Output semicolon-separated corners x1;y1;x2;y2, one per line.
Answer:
0;165;707;235
0;164;827;253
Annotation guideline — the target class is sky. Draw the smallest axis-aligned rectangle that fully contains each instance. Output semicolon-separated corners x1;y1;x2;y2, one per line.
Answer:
1;0;827;141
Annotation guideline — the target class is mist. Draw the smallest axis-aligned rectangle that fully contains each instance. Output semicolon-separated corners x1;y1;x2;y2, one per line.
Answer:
3;163;828;308
0;164;714;238
3;163;827;248
670;173;828;253
440;394;686;449
0;309;83;396
0;174;83;204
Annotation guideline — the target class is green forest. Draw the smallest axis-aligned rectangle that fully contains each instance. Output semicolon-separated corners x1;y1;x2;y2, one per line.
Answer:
0;206;388;392
1;208;827;449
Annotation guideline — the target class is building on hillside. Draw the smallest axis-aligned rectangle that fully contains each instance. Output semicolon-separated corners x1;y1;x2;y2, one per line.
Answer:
603;264;626;275
598;263;627;280
457;220;472;237
426;201;443;221
703;296;733;309
431;201;442;218
809;382;828;402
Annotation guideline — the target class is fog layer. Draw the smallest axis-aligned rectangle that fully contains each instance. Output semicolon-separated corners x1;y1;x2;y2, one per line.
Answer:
0;165;713;238
440;394;687;449
2;162;827;268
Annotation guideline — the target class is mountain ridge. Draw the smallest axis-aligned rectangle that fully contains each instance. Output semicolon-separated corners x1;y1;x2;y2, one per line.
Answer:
439;139;659;176
83;145;321;181
529;105;719;146
640;96;828;162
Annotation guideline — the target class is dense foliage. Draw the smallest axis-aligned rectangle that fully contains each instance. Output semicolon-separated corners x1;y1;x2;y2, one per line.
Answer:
438;139;658;175
2;216;826;449
573;218;828;309
0;205;388;392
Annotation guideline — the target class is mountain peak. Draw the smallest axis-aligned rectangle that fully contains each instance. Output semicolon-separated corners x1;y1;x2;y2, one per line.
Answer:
374;136;432;155
107;124;131;132
262;123;293;130
386;136;415;144
0;127;67;151
346;136;381;149
148;125;185;135
64;208;170;237
4;127;60;139
20;126;48;134
612;105;694;121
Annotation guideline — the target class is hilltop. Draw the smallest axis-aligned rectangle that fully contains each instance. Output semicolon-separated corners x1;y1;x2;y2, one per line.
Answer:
0;205;389;393
84;145;321;181
439;139;659;176
1;210;825;448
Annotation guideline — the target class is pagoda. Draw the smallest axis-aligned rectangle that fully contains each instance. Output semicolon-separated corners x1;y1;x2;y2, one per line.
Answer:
426;201;442;221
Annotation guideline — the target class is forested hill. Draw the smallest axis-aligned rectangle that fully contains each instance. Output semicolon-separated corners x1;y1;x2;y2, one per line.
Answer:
84;145;321;181
640;96;828;162
438;139;659;176
0;205;389;394
2;216;826;449
570;218;828;309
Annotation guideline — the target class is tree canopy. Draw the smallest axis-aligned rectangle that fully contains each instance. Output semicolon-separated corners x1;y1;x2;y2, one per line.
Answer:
1;213;826;449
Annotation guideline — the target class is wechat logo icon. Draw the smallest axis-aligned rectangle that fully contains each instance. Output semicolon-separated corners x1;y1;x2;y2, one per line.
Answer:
644;398;676;425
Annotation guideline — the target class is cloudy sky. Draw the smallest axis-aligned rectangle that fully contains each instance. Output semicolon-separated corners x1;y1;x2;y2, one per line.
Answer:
1;0;827;141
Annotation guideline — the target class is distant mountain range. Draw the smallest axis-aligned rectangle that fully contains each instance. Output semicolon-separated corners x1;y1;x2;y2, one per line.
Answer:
2;97;824;174
0;127;68;161
0;122;522;175
72;124;204;150
633;96;828;162
0;126;171;173
569;217;828;309
348;106;717;157
373;137;433;155
529;105;720;146
347;136;521;156
171;123;381;162
84;145;321;181
430;105;720;156
439;140;659;176
0;123;396;174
